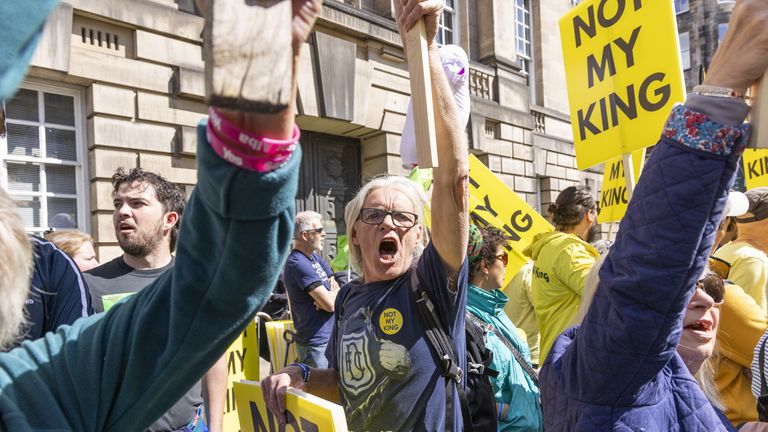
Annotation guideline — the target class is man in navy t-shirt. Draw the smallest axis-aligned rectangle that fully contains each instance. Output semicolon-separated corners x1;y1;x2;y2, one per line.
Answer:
283;211;339;368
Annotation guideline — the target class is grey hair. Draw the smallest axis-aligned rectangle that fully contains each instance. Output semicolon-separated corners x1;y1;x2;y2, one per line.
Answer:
0;189;32;350
294;211;322;240
344;175;429;279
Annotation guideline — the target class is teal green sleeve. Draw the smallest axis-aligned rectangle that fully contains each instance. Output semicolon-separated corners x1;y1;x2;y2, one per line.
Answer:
0;0;59;101
0;120;300;430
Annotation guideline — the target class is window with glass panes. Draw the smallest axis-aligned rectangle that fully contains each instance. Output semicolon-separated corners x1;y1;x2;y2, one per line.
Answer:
1;85;85;235
679;32;691;70
515;0;532;75
674;0;689;14
436;0;456;46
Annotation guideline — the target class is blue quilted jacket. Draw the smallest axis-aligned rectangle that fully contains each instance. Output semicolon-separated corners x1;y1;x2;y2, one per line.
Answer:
540;104;748;431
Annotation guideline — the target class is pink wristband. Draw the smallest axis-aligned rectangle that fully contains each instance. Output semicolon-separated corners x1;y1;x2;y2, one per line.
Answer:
206;125;293;172
208;108;300;155
207;121;294;160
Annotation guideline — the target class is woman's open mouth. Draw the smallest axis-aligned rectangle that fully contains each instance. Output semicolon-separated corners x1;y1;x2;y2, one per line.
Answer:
379;238;398;262
683;319;714;339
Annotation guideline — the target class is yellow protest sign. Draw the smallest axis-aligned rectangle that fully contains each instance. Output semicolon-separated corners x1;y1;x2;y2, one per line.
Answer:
742;148;768;190
469;154;554;285
598;149;645;223
222;320;259;431
560;0;685;169
234;381;347;432
264;320;299;372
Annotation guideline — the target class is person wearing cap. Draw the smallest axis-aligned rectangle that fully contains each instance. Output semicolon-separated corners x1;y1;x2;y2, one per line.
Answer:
712;193;768;426
714;187;768;313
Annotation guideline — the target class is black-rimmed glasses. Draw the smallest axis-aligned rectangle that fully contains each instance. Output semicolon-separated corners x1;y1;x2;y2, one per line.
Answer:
359;208;418;228
303;227;324;235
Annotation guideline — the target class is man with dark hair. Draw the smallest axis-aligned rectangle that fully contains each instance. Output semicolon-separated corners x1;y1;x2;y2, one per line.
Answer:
84;167;226;432
523;185;600;362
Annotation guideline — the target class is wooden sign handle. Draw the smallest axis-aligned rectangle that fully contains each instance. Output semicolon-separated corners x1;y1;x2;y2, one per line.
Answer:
622;152;635;202
404;20;439;168
203;0;293;113
749;70;768;148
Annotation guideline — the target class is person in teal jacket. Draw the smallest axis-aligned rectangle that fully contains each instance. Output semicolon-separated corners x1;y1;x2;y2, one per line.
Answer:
0;0;322;430
466;225;543;431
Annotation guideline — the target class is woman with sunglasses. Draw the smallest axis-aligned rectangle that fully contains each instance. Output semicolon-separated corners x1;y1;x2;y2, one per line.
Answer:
466;225;542;431
539;0;768;429
260;0;472;429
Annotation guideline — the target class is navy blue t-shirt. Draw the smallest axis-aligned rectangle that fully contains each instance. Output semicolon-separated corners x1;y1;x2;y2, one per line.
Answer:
283;250;334;346
327;242;468;432
25;236;93;341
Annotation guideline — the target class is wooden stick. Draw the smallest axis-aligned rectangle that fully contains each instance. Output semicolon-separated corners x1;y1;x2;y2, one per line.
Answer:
404;20;439;168
749;70;768;149
203;0;293;113
622;152;635;202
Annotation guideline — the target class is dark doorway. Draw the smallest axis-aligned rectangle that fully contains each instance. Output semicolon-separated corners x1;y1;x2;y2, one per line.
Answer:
295;131;361;265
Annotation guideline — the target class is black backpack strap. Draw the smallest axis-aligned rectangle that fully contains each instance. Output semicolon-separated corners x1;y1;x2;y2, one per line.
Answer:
409;269;472;432
466;312;539;386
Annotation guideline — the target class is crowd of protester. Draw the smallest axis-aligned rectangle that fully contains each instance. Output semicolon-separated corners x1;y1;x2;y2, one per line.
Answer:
4;0;768;431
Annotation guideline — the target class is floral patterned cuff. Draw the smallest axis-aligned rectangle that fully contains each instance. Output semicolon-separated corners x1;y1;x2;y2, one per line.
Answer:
662;104;750;156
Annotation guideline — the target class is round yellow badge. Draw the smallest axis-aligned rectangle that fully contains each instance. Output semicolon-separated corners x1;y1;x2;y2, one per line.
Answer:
379;308;403;335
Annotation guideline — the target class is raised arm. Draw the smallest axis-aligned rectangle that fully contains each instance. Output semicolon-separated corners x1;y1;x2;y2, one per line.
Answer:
557;0;768;404
0;1;322;430
394;0;469;275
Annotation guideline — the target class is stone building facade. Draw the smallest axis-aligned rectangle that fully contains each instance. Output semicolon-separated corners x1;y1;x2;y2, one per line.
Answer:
674;0;734;91
1;0;602;261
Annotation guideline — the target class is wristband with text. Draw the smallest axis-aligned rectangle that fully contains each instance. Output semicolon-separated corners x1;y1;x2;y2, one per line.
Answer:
206;125;293;173
208;108;300;155
287;362;311;387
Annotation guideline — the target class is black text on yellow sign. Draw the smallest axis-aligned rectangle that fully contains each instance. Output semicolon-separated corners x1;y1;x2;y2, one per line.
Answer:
597;149;644;224
572;1;670;141
742;149;768;190
467;155;553;284
600;161;629;208
560;0;684;169
245;401;321;432
235;381;348;432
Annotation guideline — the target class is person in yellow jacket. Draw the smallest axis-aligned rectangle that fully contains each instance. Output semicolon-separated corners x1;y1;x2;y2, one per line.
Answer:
503;261;540;367
712;192;768;426
714;188;768;313
524;186;600;363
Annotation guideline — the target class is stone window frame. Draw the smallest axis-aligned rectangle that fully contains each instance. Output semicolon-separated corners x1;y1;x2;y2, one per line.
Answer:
515;0;532;76
0;82;89;236
436;0;458;46
679;32;691;71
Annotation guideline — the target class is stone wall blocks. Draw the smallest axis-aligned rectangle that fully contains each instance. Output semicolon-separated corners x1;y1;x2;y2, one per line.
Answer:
88;148;138;180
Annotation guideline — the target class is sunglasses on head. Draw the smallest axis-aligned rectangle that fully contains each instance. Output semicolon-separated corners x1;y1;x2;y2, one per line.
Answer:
696;272;725;304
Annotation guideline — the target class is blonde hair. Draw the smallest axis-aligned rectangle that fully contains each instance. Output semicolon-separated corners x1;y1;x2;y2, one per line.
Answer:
574;255;724;410
344;175;429;277
44;230;94;259
0;189;32;350
695;354;724;411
